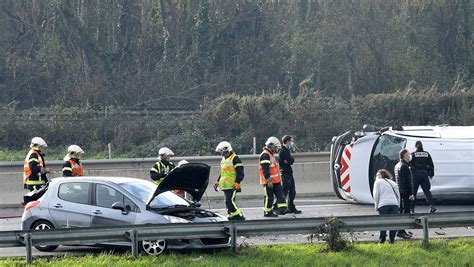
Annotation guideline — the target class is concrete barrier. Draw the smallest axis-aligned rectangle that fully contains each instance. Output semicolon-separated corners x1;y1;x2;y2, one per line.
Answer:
0;152;331;207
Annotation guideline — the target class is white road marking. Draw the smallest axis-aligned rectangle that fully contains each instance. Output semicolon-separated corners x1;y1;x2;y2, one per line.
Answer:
211;203;352;212
293;199;347;202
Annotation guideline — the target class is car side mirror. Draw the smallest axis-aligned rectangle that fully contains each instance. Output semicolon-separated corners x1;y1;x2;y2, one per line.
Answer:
111;201;129;214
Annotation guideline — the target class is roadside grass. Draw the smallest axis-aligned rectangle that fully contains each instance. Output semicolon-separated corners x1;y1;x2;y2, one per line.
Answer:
1;238;473;266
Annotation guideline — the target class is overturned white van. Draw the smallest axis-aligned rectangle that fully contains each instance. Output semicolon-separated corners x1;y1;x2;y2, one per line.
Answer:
330;125;474;204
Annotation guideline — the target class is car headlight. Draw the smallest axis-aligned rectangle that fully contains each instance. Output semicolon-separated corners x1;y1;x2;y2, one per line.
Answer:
163;215;191;224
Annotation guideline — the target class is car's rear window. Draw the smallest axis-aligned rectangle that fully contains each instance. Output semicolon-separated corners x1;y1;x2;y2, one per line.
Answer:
58;182;90;205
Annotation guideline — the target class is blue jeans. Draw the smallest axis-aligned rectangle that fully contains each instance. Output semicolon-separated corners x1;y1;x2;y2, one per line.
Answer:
378;205;399;243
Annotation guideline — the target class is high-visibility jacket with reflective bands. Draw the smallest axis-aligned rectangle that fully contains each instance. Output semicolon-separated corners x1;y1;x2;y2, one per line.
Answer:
23;149;46;186
150;160;175;185
63;159;84;177
219;153;241;190
259;149;282;185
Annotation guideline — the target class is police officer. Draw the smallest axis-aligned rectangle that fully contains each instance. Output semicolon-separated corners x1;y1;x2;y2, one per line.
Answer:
213;141;245;220
410;141;436;213
394;149;414;239
150;147;175;185
259;137;288;217
62;145;84;177
23;137;50;191
279;135;301;214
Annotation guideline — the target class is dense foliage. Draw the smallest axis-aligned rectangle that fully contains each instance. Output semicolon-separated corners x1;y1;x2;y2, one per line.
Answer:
0;0;472;158
1;88;472;159
0;0;472;109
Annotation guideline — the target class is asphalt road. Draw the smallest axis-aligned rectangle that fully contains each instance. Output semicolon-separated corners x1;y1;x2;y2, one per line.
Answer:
1;196;474;258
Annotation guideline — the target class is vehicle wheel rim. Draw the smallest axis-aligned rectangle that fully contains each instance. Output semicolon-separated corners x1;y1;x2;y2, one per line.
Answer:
34;224;51;230
34;223;51;248
142;240;166;255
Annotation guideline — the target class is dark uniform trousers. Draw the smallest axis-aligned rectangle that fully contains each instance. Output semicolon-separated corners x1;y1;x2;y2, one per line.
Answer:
413;170;434;206
223;189;242;217
264;182;286;213
282;174;296;209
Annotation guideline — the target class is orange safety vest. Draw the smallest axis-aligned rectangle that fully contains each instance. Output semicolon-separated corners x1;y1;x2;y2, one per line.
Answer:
67;159;84;177
23;149;45;185
259;149;282;185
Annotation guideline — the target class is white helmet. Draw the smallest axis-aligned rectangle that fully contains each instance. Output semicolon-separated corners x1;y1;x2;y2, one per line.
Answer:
215;141;233;153
178;160;189;167
30;137;47;149
68;145;84;154
265;136;281;149
64;145;84;160
159;147;174;157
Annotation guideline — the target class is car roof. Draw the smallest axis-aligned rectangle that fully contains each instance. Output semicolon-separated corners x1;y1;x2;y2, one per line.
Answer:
50;176;148;185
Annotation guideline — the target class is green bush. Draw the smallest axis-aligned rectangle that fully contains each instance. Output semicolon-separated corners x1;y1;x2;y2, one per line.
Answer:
315;216;356;252
0;88;472;160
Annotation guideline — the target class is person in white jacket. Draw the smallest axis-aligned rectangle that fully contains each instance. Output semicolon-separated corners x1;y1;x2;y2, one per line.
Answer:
373;169;401;244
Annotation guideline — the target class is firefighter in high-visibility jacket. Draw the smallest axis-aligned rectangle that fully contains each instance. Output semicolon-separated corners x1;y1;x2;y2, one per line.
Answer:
213;141;245;220
150;147;175;186
62;145;84;177
259;137;288;217
23;137;50;191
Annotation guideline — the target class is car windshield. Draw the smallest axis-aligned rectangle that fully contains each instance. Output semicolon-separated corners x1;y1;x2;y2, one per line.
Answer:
118;180;189;209
369;134;407;194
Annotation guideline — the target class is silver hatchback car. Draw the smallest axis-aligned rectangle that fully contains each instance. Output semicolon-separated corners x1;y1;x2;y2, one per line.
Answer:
22;163;229;255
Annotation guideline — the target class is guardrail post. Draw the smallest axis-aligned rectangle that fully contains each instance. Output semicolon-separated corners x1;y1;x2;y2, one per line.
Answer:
24;233;32;264
226;224;237;254
421;216;429;249
126;230;139;258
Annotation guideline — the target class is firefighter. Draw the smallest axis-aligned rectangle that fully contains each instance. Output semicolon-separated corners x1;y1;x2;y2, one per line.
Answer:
213;141;245;220
410;141;436;213
23;137;50;191
150;147;175;185
62;145;84;177
260;137;288;217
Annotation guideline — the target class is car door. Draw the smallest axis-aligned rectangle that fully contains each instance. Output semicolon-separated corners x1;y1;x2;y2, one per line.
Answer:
48;182;92;228
90;183;138;227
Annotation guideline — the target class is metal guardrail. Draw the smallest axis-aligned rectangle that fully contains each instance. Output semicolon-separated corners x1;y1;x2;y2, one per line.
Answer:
0;152;332;207
1;211;473;263
0;152;330;168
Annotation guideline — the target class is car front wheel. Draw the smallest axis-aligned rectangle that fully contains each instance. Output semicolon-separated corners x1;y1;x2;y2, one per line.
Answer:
140;239;167;256
31;220;59;252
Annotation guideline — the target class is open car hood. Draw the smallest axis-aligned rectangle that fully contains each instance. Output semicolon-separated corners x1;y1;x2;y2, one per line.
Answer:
147;163;210;206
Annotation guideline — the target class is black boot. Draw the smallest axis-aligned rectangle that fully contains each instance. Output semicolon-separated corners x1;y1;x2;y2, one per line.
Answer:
287;206;302;214
275;208;287;215
264;211;278;218
229;215;246;221
396;231;412;239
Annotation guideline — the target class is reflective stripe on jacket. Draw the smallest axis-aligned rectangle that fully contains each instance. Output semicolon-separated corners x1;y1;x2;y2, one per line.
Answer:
219;153;237;190
151;161;174;185
259;149;282;184
63;159;84;177
23;149;45;185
